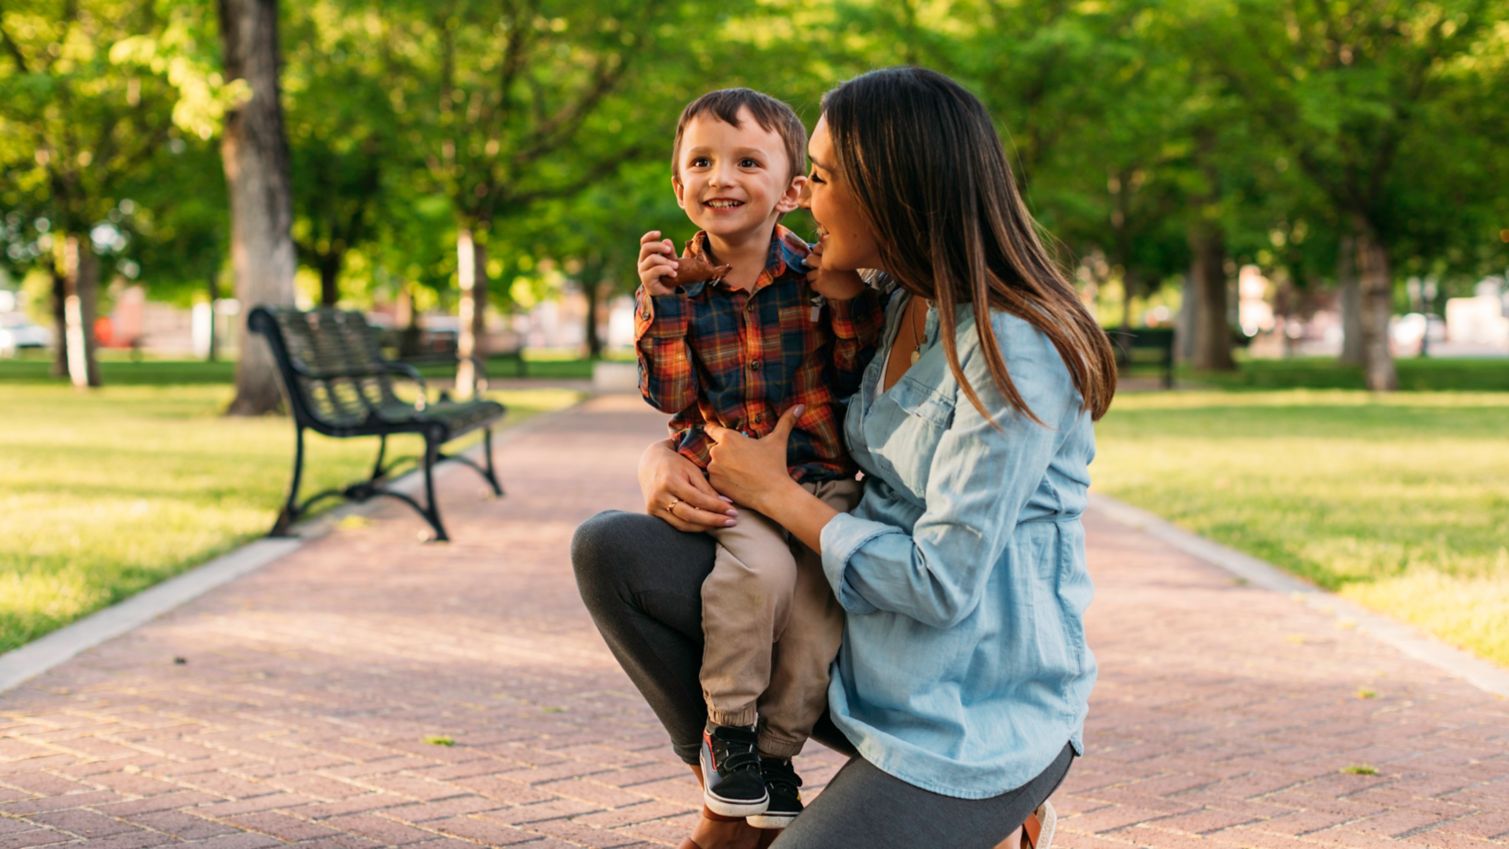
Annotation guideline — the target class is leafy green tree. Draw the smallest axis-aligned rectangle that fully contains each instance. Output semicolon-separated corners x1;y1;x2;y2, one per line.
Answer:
0;0;184;386
375;0;723;394
120;138;229;355
283;2;395;307
1190;0;1502;389
517;161;683;357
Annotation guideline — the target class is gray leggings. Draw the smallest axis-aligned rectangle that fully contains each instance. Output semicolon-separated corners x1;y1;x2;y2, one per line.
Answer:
571;510;1074;848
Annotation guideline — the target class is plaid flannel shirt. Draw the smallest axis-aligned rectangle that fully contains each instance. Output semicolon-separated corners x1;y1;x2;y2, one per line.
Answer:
635;226;884;482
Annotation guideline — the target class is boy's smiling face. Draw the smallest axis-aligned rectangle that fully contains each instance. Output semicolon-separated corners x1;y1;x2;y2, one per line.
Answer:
673;105;804;250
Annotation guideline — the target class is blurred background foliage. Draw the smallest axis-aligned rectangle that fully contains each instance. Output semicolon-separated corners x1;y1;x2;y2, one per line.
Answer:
1;0;1506;360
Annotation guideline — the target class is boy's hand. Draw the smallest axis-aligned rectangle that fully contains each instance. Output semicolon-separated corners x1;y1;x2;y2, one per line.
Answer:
638;230;680;295
806;239;867;300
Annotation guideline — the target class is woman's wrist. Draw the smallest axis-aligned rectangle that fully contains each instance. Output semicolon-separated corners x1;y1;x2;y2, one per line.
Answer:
751;475;807;521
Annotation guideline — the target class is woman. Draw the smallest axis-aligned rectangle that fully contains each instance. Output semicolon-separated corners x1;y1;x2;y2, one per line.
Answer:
573;67;1116;849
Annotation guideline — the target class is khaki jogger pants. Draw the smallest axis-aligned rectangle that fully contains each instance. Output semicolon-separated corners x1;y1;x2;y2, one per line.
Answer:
702;478;861;759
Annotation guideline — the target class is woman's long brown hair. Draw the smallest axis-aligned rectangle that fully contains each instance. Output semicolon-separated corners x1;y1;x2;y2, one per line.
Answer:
822;67;1116;423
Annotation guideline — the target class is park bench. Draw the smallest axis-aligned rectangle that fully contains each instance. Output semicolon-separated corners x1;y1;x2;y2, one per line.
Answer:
1108;327;1175;388
248;305;506;542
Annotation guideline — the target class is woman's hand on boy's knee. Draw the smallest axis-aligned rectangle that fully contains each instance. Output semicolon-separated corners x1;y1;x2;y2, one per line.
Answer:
639;439;738;532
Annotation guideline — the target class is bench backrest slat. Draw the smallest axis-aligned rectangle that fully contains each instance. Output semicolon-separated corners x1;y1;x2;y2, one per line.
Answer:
248;306;402;429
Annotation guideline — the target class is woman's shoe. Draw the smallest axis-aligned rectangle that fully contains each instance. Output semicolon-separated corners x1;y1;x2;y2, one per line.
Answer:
1023;799;1057;849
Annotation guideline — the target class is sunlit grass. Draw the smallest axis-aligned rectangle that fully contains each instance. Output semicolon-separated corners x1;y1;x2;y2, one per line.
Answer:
0;377;582;653
1184;355;1509;392
1093;390;1509;666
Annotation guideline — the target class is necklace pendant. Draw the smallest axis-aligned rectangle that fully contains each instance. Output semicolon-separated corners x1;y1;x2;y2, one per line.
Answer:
910;349;921;365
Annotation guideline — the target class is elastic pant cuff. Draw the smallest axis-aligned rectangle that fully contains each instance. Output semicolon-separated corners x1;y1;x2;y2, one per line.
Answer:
757;735;804;759
707;706;758;728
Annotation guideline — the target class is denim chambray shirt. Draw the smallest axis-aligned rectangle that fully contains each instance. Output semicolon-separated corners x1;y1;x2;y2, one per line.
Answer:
819;288;1097;799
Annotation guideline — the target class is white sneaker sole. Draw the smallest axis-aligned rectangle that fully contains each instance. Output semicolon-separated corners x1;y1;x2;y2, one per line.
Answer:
703;789;769;818
746;812;796;829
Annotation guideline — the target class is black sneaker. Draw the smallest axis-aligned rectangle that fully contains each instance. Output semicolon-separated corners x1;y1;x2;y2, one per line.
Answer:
699;723;768;817
746;756;802;829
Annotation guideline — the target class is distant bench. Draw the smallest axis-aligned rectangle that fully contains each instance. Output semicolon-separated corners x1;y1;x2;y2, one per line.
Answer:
382;324;528;378
248;306;507;542
1107;327;1175;389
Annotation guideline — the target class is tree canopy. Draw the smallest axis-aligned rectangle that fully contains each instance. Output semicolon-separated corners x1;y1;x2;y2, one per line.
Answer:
3;0;1505;388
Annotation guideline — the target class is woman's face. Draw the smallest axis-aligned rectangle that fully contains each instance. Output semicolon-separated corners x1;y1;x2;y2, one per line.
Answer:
804;116;882;272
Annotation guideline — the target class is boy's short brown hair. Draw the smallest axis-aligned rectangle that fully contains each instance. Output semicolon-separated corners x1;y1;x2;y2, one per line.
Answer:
671;88;806;185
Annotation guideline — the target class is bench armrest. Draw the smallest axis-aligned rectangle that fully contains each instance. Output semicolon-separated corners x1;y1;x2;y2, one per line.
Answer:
381;361;431;411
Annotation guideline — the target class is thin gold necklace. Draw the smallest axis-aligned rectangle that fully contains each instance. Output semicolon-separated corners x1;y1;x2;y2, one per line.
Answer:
909;297;929;365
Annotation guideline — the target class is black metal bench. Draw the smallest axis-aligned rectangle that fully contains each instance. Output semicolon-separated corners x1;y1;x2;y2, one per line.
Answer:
1108;327;1175;389
248;305;506;542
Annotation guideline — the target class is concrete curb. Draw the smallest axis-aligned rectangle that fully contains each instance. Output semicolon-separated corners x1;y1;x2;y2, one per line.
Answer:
0;397;588;696
1090;492;1509;700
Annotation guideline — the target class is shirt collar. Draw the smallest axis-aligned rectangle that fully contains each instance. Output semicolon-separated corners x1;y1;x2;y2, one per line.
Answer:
685;226;811;295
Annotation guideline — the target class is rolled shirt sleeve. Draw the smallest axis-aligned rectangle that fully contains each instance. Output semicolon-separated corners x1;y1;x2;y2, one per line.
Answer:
635;286;698;414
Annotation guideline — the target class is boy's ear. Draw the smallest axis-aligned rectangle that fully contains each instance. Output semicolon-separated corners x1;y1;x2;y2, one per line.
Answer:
775;174;806;215
672;174;687;210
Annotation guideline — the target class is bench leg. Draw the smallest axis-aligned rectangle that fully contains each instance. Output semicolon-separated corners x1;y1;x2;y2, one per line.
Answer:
419;433;450;542
270;425;307;537
481;427;504;496
370;433;389;482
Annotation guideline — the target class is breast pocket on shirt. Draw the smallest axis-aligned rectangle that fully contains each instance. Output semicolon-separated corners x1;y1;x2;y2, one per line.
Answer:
875;375;956;495
776;297;820;333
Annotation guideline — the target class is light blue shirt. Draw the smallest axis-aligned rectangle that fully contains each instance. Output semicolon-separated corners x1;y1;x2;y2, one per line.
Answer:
820;288;1097;799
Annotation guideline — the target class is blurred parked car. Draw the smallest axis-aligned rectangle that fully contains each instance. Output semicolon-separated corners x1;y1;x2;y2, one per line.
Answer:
0;314;52;356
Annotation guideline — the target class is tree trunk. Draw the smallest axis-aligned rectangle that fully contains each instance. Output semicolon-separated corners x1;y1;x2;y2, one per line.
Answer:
318;254;341;307
61;235;102;388
1119;274;1134;332
1352;215;1398;391
454;227;488;398
1176;272;1198;363
1188;217;1235;371
1274;273;1296;359
219;0;296;415
50;268;69;376
1337;233;1363;366
395;282;421;358
206;268;220;362
579;256;605;359
583;280;603;359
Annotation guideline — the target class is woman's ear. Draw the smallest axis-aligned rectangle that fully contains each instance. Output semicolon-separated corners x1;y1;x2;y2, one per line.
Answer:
776;174;806;214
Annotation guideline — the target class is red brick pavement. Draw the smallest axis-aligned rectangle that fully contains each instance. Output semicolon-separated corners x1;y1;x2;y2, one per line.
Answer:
2;395;1505;848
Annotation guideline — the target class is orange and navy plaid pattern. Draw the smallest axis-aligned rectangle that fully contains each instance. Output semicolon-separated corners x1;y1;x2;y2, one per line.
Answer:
635;226;884;482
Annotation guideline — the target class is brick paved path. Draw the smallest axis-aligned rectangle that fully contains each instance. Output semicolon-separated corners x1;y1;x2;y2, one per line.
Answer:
2;395;1506;848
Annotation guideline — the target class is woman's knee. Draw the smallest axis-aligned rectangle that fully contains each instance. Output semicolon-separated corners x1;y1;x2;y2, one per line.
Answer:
571;510;636;605
571;509;714;605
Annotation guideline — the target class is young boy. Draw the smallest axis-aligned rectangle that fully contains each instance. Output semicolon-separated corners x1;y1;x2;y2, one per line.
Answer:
634;88;882;829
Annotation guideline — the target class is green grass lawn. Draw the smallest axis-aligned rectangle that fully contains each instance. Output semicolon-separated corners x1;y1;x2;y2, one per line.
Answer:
1184;355;1509;392
1093;389;1509;667
0;366;583;653
0;347;633;385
